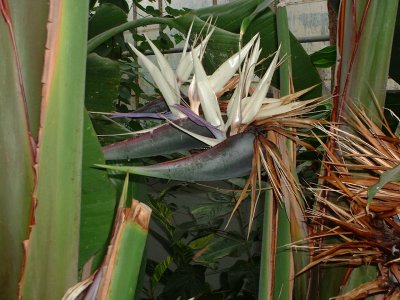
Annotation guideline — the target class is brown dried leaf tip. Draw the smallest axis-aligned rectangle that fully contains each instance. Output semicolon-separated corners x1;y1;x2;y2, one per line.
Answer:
128;199;152;230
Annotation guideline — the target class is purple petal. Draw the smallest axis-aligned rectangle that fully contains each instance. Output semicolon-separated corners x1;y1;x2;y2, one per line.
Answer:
110;112;176;120
173;104;225;139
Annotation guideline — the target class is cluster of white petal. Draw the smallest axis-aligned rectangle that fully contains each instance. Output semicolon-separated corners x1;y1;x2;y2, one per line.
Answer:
129;25;310;147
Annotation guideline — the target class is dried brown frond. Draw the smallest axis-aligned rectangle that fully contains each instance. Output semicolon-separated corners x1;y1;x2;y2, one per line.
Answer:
308;107;400;296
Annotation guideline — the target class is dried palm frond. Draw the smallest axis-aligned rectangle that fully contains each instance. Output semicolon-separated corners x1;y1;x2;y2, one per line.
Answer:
306;107;400;298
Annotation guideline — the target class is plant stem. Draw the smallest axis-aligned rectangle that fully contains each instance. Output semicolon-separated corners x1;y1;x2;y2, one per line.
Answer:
87;17;174;53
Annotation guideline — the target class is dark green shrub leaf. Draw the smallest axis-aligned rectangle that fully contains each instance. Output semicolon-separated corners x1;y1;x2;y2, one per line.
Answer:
189;234;215;250
99;0;130;13
194;236;248;269
165;6;187;17
144;5;161;17
151;256;173;288
88;3;127;39
162;265;208;300
191;202;233;225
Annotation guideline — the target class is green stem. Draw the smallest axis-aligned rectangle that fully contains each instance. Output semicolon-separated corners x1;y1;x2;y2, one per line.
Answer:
258;187;275;299
87;17;174;53
272;3;294;300
277;3;291;95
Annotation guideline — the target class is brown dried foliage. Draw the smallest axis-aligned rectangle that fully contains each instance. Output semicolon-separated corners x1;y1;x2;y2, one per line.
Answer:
305;108;400;298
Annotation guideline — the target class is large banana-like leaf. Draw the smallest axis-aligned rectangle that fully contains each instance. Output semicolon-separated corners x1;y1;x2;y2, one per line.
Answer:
80;112;117;270
85;53;120;112
0;2;38;297
333;1;399;124
6;0;48;139
192;0;265;32
18;1;89;299
389;5;400;84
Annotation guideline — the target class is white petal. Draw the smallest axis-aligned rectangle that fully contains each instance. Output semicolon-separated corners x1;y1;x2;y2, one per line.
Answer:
144;35;179;96
209;34;259;94
243;38;261;96
177;21;194;69
128;42;183;118
224;87;243;134
188;76;200;115
192;51;224;129
176;27;215;85
241;46;281;124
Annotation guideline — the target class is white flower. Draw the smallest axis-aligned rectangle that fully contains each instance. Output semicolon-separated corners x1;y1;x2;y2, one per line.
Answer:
130;26;311;147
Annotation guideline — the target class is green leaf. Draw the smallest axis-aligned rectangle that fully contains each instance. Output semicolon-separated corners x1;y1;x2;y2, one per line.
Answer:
191;202;232;224
367;164;400;204
85;174;150;300
85;53;120;112
389;5;400;84
274;205;292;300
243;8;322;98
276;5;307;300
0;2;36;296
172;221;215;244
7;0;48;139
172;33;184;44
106;220;149;299
99;0;130;13
192;0;262;33
88;3;127;57
79;112;117;270
161;265;207;300
240;0;273;35
20;1;89;298
335;1;398;123
165;6;186;17
157;31;175;50
194;236;248;269
144;5;161;17
88;3;127;39
151;256;173;288
258;188;274;300
146;197;174;230
225;260;259;297
339;266;377;296
310;45;337;68
188;234;215;250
